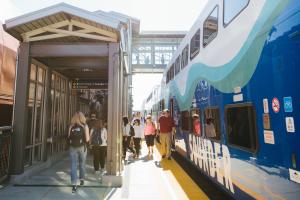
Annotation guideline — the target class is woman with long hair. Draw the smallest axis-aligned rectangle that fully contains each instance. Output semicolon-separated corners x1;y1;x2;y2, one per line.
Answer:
68;111;89;193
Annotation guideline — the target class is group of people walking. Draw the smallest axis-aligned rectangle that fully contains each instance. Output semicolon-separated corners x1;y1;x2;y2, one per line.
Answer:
67;111;107;193
67;109;175;193
122;109;175;160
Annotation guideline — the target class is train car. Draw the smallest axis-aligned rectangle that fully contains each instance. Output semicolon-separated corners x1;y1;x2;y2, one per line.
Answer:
160;0;300;199
0;22;18;126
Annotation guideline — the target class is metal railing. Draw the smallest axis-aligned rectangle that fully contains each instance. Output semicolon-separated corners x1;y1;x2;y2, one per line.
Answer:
0;126;12;184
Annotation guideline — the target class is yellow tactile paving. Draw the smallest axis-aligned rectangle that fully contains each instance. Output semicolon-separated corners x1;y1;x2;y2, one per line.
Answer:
155;143;210;200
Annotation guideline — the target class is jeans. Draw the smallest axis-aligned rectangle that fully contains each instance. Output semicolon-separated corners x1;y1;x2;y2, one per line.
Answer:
69;146;87;185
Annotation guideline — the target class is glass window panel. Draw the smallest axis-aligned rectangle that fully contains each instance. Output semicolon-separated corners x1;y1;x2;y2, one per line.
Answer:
204;107;221;140
203;6;219;47
226;104;257;151
29;83;36;102
51;74;55;88
224;0;249;25
33;145;41;162
36;84;44;102
190;109;201;136
190;29;200;60
181;45;189;68
37;67;45;83
30;64;36;81
181;111;190;131
24;148;31;166
175;57;181;75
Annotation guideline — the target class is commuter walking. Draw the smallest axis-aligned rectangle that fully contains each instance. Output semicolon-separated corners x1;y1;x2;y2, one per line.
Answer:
133;119;144;158
90;120;107;176
87;113;98;131
158;109;175;160
122;116;135;159
144;115;156;158
68;112;90;193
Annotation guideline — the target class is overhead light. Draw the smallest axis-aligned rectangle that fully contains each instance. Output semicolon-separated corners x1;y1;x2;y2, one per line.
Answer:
82;68;93;72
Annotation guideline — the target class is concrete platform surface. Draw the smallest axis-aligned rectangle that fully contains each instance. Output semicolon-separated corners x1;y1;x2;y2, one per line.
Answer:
0;142;208;200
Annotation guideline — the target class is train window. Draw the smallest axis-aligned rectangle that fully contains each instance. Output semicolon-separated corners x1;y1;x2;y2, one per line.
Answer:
190;109;201;136
190;29;200;60
223;0;249;26
204;107;221;140
181;110;190;131
166;70;170;83
175;57;181;75
170;65;175;80
203;6;219;47
225;103;258;152
181;45;189;69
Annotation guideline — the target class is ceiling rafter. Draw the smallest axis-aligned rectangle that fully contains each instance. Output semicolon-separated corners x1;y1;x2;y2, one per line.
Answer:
22;19;118;42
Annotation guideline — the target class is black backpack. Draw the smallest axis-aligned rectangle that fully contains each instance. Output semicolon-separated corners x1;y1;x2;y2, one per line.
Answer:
129;125;135;136
69;124;85;147
91;128;102;145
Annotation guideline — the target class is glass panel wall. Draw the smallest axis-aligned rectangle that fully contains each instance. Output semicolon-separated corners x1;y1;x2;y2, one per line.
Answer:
49;72;69;155
24;63;46;166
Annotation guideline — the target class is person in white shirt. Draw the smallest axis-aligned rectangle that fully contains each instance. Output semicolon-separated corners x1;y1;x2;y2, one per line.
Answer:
90;120;107;175
122;116;135;159
133;119;144;158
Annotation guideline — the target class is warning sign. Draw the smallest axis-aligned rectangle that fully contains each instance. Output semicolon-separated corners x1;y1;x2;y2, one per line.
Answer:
286;117;295;133
264;130;275;144
272;98;280;113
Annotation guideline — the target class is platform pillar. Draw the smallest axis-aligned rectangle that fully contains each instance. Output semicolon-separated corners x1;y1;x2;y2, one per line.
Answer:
11;42;30;174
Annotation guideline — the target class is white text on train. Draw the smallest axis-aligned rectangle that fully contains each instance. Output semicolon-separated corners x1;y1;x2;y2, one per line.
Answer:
189;134;235;193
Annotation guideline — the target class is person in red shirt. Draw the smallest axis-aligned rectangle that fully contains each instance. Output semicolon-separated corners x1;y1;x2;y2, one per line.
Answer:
192;114;201;136
158;109;175;160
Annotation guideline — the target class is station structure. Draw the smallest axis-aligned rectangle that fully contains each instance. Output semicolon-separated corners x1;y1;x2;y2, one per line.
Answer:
0;3;184;185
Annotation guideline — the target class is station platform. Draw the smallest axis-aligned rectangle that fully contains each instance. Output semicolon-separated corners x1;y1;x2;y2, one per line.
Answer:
0;142;209;200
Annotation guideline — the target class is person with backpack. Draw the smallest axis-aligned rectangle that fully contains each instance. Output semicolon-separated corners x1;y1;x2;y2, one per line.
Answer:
68;112;90;193
144;115;156;158
90;120;107;176
133;119;144;159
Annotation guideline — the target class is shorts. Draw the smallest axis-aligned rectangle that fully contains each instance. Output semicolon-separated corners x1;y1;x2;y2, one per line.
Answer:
145;135;155;147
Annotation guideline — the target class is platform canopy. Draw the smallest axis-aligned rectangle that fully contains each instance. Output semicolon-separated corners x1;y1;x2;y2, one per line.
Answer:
3;3;136;43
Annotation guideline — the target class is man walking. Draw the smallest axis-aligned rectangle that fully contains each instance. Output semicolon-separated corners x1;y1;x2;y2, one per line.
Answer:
158;109;175;160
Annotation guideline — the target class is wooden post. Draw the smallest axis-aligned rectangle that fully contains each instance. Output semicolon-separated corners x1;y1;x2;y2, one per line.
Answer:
107;43;121;176
11;43;30;174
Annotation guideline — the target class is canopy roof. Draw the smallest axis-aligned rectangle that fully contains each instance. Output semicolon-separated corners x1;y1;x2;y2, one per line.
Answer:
3;3;139;43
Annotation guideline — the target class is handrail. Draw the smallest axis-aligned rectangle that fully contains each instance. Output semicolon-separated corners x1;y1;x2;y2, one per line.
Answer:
0;126;13;131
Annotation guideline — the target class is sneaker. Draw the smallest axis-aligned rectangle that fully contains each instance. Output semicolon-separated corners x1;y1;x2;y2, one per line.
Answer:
72;185;77;193
80;180;84;186
101;169;106;175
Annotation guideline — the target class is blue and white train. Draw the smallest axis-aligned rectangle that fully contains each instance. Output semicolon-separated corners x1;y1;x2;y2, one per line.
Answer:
145;0;300;199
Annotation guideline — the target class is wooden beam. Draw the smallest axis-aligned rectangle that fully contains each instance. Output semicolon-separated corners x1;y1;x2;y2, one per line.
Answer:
30;43;109;57
21;20;70;41
44;27;117;42
71;20;118;39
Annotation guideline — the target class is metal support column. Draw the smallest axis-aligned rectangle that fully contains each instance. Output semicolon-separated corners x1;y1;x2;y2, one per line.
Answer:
11;43;30;174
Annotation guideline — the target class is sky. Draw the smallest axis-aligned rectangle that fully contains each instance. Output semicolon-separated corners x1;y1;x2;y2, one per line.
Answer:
0;0;208;110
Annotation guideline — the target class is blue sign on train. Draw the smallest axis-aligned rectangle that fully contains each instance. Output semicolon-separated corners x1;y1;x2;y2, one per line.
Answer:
283;97;293;112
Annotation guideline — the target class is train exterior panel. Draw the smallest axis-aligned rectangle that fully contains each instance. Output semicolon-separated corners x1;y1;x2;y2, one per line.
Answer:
148;0;300;199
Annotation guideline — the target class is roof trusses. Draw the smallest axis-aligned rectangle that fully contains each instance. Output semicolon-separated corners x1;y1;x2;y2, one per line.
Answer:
22;19;118;43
